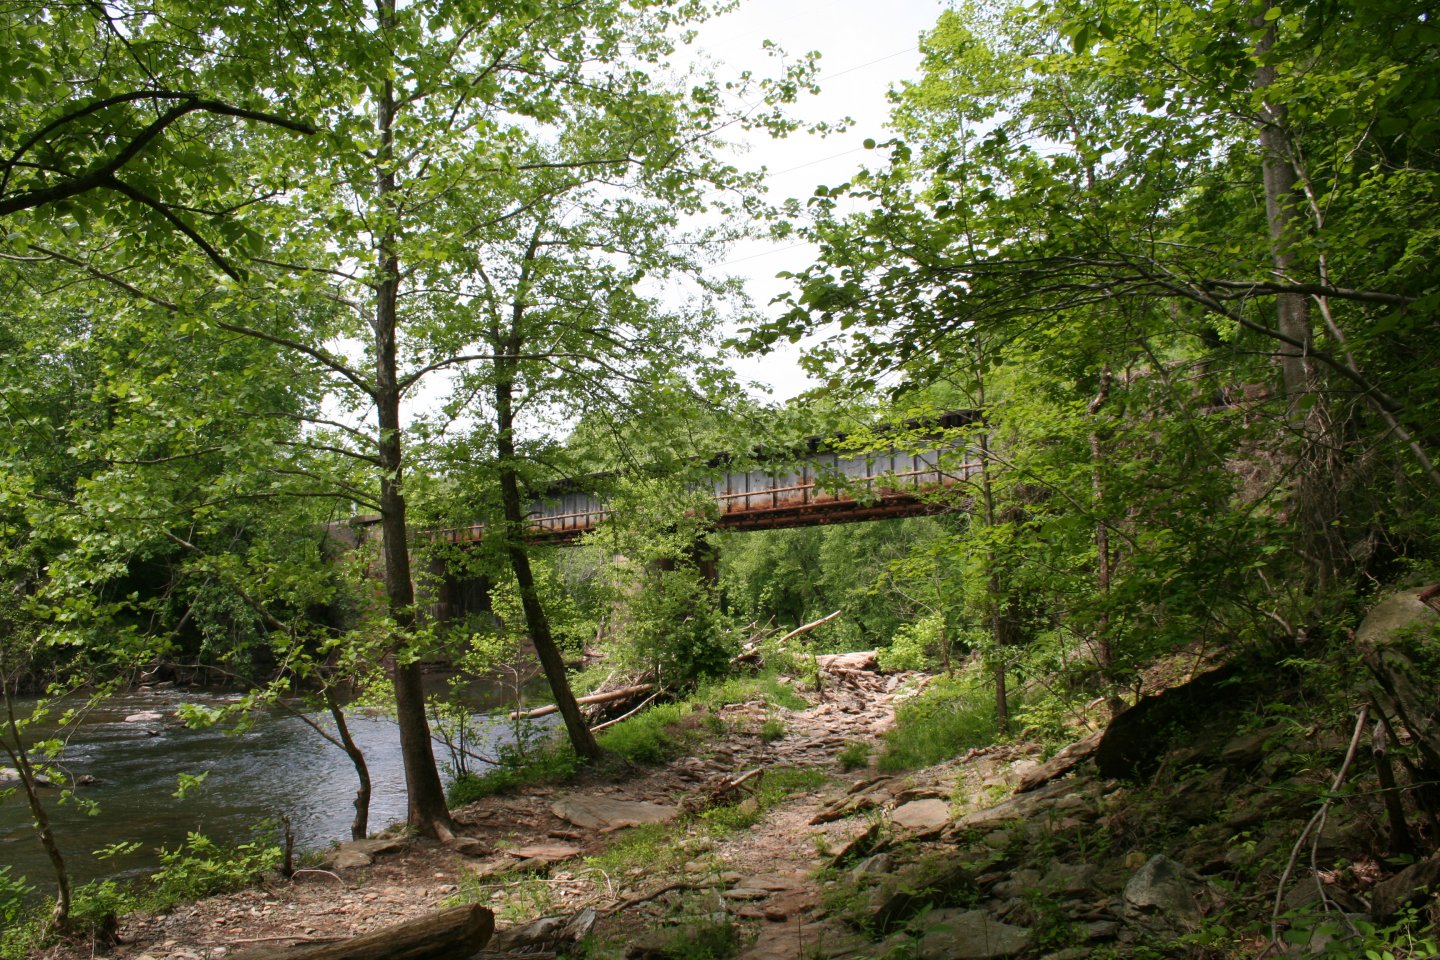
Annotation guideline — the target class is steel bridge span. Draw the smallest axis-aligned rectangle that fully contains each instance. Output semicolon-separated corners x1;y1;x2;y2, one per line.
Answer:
426;412;980;547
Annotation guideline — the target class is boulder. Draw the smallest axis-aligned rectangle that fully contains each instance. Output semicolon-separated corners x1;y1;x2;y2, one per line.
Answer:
914;909;1030;960
124;711;165;723
1094;665;1244;780
890;799;952;835
815;651;879;672
1371;852;1440;920
862;859;976;933
1361;587;1440;792
551;796;677;831
326;835;406;870
0;767;56;788
1121;855;1210;937
506;843;581;869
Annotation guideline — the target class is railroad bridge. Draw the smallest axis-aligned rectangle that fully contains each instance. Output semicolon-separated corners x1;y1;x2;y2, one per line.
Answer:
428;410;982;546
382;411;981;621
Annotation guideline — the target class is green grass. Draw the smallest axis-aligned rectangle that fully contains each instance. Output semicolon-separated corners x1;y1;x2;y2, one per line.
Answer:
448;744;580;805
696;671;808;711
876;675;1001;772
448;671;809;805
597;701;714;764
836;739;872;771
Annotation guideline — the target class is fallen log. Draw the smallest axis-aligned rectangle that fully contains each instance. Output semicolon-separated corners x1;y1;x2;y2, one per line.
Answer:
777;610;842;646
232;904;493;960
508;684;655;720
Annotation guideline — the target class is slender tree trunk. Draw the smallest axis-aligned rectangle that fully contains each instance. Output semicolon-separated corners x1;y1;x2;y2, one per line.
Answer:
1252;11;1313;410
3;689;69;927
326;689;372;840
1088;365;1119;714
372;0;453;838
974;371;1008;735
493;365;601;761
1253;8;1344;590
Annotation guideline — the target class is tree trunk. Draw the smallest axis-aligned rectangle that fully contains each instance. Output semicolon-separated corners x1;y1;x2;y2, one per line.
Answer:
1252;10;1313;410
974;371;1008;735
372;10;454;838
492;328;600;759
3;689;69;927
326;689;372;840
1088;364;1119;714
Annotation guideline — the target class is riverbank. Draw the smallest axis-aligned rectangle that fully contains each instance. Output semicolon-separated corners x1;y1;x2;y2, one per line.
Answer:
32;637;1440;960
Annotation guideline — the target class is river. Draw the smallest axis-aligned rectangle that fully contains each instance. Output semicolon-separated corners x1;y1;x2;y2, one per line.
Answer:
0;685;544;900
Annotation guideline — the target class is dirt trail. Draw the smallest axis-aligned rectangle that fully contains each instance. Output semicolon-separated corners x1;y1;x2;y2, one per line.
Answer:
61;660;1024;960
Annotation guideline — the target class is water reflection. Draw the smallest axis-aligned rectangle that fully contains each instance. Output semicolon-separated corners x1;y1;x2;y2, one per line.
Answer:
0;685;548;897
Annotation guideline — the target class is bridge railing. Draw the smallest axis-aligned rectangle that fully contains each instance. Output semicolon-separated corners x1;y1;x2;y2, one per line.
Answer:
425;440;981;545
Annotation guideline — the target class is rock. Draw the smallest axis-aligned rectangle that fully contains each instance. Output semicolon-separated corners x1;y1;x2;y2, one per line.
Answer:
490;908;596;954
914;908;1031;959
1122;855;1209;936
0;768;55;788
551;796;677;831
465;858;516;879
1356;586;1440;648
1361;587;1440;793
1094;664;1245;779
1082;919;1121;940
1015;730;1104;793
991;869;1041;900
328;835;406;870
508;843;582;865
847;853;894;886
732;875;797;892
448;837;490;858
724;888;769;900
332;848;373;870
1041;862;1098;895
891;798;952;835
1219;726;1282;767
815;651;880;672
830;821;883;866
863;859;976;933
124;711;165;723
1371;852;1440;919
950;777;1080;833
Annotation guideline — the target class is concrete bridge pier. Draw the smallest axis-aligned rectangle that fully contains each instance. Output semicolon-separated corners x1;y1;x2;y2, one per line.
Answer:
423;554;494;625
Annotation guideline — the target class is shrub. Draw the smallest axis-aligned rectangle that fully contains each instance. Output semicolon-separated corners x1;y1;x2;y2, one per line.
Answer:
149;832;282;909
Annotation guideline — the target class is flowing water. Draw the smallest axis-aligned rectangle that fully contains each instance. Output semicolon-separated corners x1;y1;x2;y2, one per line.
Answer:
0;684;542;899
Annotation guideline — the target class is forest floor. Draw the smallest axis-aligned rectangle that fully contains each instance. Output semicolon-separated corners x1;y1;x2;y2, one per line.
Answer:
52;658;1023;960
43;644;1427;960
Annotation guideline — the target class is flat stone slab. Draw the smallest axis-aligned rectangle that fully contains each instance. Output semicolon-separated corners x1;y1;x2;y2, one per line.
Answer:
328;835;407;870
917;909;1030;959
552;796;677;831
890;798;951;833
124;711;164;723
508;844;582;865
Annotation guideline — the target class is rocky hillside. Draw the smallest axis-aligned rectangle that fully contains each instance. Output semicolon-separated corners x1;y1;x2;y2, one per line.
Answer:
50;592;1440;960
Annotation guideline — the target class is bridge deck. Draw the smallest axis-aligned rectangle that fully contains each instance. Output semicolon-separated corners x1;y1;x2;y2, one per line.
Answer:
429;444;979;545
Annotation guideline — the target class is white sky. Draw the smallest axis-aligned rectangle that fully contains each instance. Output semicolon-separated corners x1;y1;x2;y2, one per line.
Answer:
689;0;948;401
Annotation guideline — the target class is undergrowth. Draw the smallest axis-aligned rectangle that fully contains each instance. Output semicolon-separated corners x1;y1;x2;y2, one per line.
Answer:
447;671;807;805
876;673;1002;772
0;832;281;960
